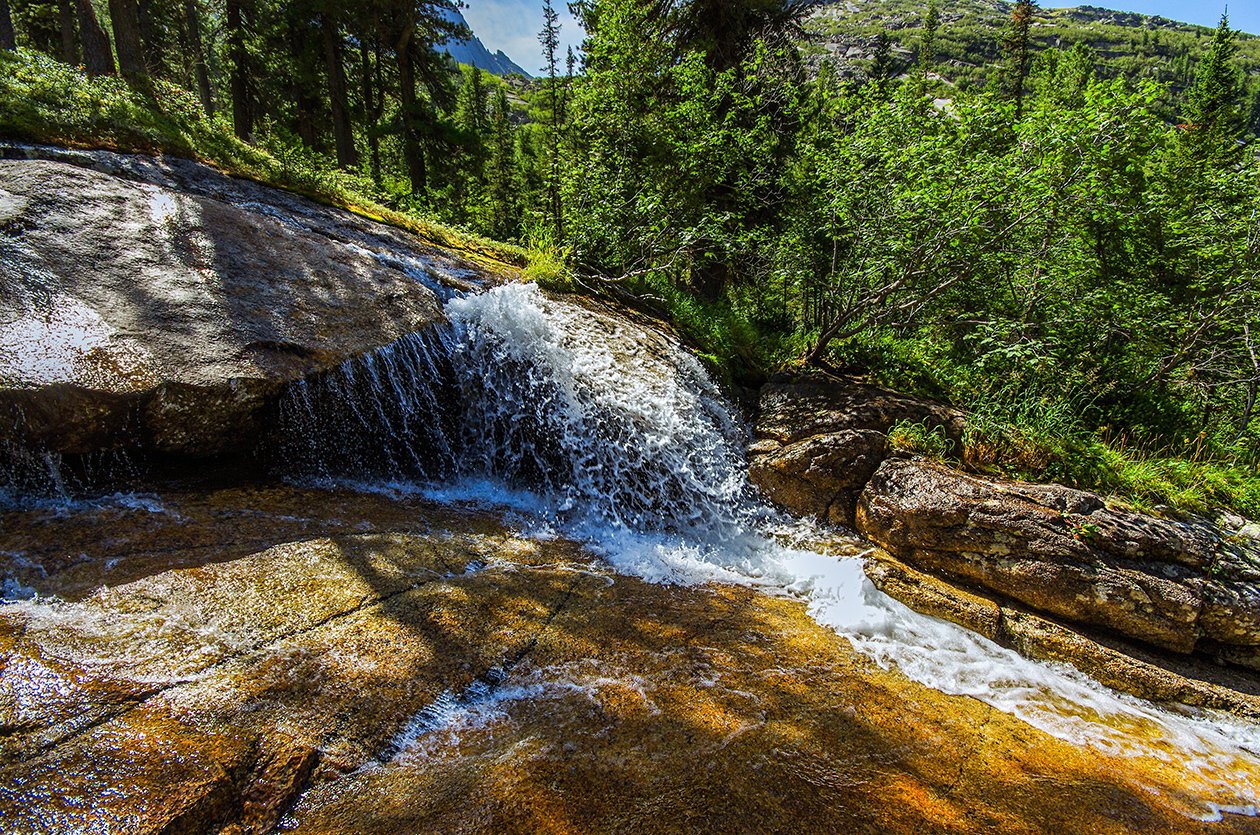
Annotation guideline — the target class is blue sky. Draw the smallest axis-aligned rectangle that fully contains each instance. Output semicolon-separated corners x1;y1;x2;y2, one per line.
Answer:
1041;2;1257;36
461;0;1256;72
461;1;585;74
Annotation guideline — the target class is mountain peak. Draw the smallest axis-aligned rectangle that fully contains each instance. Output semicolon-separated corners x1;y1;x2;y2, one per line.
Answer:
441;7;532;78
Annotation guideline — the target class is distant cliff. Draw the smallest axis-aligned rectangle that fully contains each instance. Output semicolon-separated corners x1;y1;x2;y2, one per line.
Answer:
442;7;531;77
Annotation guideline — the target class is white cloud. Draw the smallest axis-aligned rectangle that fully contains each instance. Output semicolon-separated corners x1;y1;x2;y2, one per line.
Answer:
461;0;586;74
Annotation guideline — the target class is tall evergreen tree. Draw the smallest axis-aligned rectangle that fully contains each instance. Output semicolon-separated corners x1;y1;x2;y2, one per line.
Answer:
321;8;358;170
183;0;214;116
108;0;148;82
58;0;73;62
1178;14;1244;169
75;0;115;76
226;0;253;140
916;0;938;99
868;30;895;96
1001;0;1036;119
540;0;562;238
486;85;520;241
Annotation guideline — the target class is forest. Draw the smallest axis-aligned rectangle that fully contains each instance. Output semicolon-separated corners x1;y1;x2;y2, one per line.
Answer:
0;0;1258;516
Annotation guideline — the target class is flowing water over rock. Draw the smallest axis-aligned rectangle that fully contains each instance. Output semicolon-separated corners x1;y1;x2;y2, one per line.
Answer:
5;278;1260;831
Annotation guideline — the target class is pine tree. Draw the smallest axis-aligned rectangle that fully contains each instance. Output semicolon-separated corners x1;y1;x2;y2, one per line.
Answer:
76;0;115;77
0;0;14;50
455;65;490;187
108;0;147;83
916;0;938;99
183;0;214;117
226;0;252;140
539;0;562;239
868;30;895;96
1000;0;1036;120
486;85;521;241
1178;14;1243;169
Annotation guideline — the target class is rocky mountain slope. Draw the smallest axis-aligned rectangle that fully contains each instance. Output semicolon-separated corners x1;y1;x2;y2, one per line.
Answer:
805;0;1260;131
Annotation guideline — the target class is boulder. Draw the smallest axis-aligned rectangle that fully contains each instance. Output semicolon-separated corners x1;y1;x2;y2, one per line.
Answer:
747;429;886;526
749;373;965;524
1201;534;1260;653
0;146;508;461
856;457;1215;654
864;551;1260;714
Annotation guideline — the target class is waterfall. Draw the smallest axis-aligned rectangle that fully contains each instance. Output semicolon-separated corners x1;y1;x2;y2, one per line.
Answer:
268;327;459;482
6;276;1260;820
446;283;752;533
419;282;1259;821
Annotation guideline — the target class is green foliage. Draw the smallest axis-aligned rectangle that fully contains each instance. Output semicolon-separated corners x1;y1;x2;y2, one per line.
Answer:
888;419;955;460
803;0;1260;138
3;0;1259;519
1173;14;1245;169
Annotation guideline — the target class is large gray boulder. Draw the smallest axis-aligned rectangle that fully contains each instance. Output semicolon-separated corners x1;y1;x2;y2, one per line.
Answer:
0;146;506;460
856;457;1260;658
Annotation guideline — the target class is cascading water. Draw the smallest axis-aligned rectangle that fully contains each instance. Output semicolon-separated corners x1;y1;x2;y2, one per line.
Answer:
268;327;459;482
397;281;1258;823
13;274;1258;821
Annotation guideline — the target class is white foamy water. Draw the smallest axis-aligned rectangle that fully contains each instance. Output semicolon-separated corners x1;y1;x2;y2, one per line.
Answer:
434;282;1260;821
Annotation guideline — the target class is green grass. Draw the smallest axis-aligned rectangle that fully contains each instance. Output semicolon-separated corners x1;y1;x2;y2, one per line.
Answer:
853;330;1260;519
891;413;1260;518
0;47;530;272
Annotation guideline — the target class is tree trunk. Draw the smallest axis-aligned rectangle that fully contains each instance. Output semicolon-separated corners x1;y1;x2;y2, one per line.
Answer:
226;0;253;141
397;38;426;197
361;36;384;186
322;13;358;170
60;0;77;63
183;0;214;116
138;0;159;74
0;0;14;51
108;0;147;82
76;0;115;77
287;19;319;149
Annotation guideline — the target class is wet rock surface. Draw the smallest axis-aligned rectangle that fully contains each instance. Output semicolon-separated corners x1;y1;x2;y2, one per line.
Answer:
748;375;1260;678
0;145;508;460
2;481;1258;835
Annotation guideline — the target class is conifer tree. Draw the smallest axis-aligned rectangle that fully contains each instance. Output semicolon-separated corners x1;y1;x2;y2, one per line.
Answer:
540;0;562;239
1000;0;1036;119
108;0;147;83
868;30;894;96
487;85;521;241
0;0;14;50
456;65;490;188
183;0;214;117
76;0;115;76
1178;14;1243;169
59;0;75;63
916;0;938;99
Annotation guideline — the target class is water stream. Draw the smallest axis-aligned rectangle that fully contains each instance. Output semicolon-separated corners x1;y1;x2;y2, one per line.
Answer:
6;279;1260;822
426;282;1260;822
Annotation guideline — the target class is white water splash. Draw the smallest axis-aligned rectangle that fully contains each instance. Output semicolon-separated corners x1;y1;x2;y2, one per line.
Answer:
440;281;1260;821
447;283;751;534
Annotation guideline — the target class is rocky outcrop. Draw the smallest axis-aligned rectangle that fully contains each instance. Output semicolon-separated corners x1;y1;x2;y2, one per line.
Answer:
749;373;1260;679
748;373;965;525
864;551;1260;714
0;145;508;462
3;481;1256;835
856;457;1260;661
